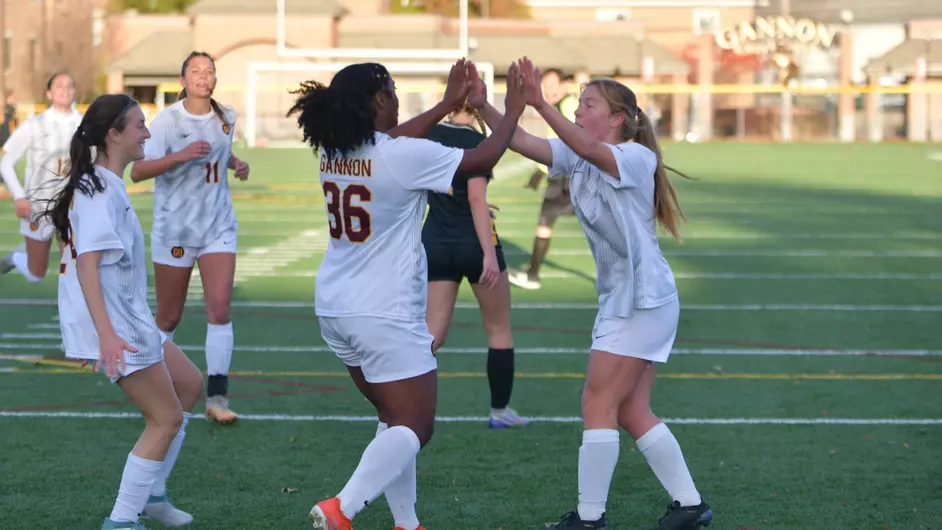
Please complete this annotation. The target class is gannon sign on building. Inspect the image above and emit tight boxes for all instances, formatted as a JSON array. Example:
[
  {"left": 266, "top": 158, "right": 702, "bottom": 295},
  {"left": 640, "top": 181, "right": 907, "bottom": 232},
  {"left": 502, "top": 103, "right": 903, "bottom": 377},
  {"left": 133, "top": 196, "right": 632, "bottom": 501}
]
[{"left": 714, "top": 16, "right": 837, "bottom": 56}]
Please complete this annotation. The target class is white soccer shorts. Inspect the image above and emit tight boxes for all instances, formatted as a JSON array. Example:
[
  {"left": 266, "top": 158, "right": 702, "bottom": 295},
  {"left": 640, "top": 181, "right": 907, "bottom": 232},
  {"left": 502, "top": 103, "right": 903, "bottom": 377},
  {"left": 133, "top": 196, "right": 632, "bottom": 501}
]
[
  {"left": 591, "top": 298, "right": 680, "bottom": 363},
  {"left": 318, "top": 316, "right": 438, "bottom": 384},
  {"left": 19, "top": 215, "right": 55, "bottom": 242},
  {"left": 151, "top": 226, "right": 237, "bottom": 268}
]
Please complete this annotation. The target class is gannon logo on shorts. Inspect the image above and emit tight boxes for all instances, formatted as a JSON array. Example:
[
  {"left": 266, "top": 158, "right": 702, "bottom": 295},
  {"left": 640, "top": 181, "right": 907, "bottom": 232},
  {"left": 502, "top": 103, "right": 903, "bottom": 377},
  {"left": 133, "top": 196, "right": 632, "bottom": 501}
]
[
  {"left": 29, "top": 221, "right": 39, "bottom": 231},
  {"left": 170, "top": 247, "right": 185, "bottom": 258},
  {"left": 222, "top": 123, "right": 231, "bottom": 135}
]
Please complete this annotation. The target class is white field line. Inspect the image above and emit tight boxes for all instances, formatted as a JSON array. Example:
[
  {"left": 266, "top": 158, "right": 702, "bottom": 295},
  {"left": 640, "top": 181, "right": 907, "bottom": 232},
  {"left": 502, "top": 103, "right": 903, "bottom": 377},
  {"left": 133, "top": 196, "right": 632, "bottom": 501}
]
[
  {"left": 0, "top": 411, "right": 939, "bottom": 425},
  {"left": 538, "top": 271, "right": 942, "bottom": 280},
  {"left": 2, "top": 299, "right": 941, "bottom": 312},
  {"left": 0, "top": 341, "right": 939, "bottom": 357},
  {"left": 503, "top": 249, "right": 942, "bottom": 258},
  {"left": 3, "top": 231, "right": 941, "bottom": 242},
  {"left": 144, "top": 269, "right": 942, "bottom": 281}
]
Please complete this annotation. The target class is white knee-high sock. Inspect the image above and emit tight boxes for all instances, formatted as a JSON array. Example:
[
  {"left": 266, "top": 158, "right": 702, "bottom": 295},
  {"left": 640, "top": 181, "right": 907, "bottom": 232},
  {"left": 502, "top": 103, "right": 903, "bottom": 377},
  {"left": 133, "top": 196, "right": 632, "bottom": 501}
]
[
  {"left": 637, "top": 423, "right": 702, "bottom": 507},
  {"left": 158, "top": 329, "right": 175, "bottom": 344},
  {"left": 11, "top": 252, "right": 42, "bottom": 283},
  {"left": 205, "top": 322, "right": 233, "bottom": 376},
  {"left": 577, "top": 429, "right": 620, "bottom": 521},
  {"left": 377, "top": 422, "right": 420, "bottom": 530},
  {"left": 109, "top": 453, "right": 163, "bottom": 523},
  {"left": 336, "top": 425, "right": 421, "bottom": 520},
  {"left": 150, "top": 412, "right": 191, "bottom": 498}
]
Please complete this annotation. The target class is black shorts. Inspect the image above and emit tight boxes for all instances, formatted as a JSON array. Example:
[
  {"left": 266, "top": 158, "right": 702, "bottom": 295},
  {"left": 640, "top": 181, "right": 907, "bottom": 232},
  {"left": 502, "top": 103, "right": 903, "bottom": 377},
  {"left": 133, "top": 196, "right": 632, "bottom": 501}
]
[
  {"left": 425, "top": 237, "right": 507, "bottom": 284},
  {"left": 538, "top": 176, "right": 574, "bottom": 226}
]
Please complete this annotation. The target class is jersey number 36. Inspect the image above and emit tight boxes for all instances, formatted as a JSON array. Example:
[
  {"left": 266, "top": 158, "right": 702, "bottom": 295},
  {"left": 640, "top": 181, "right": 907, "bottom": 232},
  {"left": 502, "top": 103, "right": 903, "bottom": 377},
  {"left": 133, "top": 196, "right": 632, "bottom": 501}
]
[{"left": 322, "top": 181, "right": 372, "bottom": 243}]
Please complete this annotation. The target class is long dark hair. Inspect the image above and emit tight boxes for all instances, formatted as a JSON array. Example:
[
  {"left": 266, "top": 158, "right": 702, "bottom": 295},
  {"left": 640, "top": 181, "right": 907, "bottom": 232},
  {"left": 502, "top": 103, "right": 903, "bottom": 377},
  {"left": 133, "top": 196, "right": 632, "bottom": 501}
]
[
  {"left": 178, "top": 51, "right": 229, "bottom": 128},
  {"left": 41, "top": 94, "right": 138, "bottom": 243},
  {"left": 286, "top": 62, "right": 391, "bottom": 161}
]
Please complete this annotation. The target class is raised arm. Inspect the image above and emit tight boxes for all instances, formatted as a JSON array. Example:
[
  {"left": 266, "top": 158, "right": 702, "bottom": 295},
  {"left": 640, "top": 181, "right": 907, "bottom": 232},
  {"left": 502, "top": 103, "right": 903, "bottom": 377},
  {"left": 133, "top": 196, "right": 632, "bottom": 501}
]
[
  {"left": 455, "top": 62, "right": 530, "bottom": 176},
  {"left": 519, "top": 57, "right": 619, "bottom": 178},
  {"left": 387, "top": 58, "right": 472, "bottom": 140},
  {"left": 476, "top": 101, "right": 552, "bottom": 167}
]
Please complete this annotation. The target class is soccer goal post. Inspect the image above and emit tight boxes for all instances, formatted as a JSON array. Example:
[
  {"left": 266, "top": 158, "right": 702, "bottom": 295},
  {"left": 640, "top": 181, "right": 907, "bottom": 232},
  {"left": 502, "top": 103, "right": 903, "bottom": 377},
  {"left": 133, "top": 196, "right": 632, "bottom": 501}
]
[{"left": 244, "top": 61, "right": 495, "bottom": 148}]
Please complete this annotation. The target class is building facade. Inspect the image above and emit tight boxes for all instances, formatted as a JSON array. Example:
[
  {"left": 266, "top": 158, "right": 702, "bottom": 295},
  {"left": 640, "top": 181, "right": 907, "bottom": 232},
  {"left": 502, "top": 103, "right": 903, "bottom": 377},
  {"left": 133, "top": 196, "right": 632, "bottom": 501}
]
[{"left": 0, "top": 0, "right": 101, "bottom": 105}]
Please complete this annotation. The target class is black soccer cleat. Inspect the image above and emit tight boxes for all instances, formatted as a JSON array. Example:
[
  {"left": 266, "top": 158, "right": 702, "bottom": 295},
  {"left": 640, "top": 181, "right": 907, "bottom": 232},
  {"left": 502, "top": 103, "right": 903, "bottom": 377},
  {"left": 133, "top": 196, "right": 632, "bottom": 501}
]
[
  {"left": 649, "top": 500, "right": 713, "bottom": 530},
  {"left": 544, "top": 511, "right": 608, "bottom": 529}
]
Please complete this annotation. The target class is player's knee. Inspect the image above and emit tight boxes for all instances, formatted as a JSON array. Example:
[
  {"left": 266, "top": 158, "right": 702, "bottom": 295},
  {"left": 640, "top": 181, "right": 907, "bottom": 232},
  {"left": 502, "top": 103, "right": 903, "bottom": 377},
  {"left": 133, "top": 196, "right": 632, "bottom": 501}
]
[
  {"left": 204, "top": 299, "right": 231, "bottom": 325},
  {"left": 389, "top": 411, "right": 436, "bottom": 447},
  {"left": 156, "top": 312, "right": 183, "bottom": 332},
  {"left": 581, "top": 386, "right": 620, "bottom": 427},
  {"left": 177, "top": 367, "right": 205, "bottom": 411},
  {"left": 146, "top": 404, "right": 184, "bottom": 440},
  {"left": 412, "top": 419, "right": 435, "bottom": 448}
]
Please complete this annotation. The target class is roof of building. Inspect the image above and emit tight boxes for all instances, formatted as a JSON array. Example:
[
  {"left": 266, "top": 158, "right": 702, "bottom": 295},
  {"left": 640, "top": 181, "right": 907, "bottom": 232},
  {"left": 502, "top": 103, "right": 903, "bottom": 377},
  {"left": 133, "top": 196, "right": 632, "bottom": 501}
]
[
  {"left": 864, "top": 38, "right": 942, "bottom": 76},
  {"left": 759, "top": 0, "right": 942, "bottom": 24},
  {"left": 108, "top": 31, "right": 194, "bottom": 76},
  {"left": 187, "top": 0, "right": 347, "bottom": 17},
  {"left": 338, "top": 32, "right": 689, "bottom": 76}
]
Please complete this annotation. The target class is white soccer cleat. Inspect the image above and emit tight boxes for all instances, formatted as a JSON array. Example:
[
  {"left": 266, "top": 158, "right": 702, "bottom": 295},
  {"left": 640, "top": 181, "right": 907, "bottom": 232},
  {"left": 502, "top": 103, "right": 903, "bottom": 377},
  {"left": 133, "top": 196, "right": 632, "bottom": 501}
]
[
  {"left": 205, "top": 395, "right": 239, "bottom": 424},
  {"left": 508, "top": 270, "right": 541, "bottom": 290},
  {"left": 142, "top": 495, "right": 194, "bottom": 527},
  {"left": 489, "top": 407, "right": 530, "bottom": 429}
]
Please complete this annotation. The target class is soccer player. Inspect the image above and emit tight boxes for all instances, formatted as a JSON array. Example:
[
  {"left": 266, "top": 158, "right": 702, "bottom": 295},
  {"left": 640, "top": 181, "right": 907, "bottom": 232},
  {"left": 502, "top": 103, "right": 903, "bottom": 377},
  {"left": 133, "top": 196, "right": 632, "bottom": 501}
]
[
  {"left": 469, "top": 58, "right": 712, "bottom": 530},
  {"left": 45, "top": 94, "right": 204, "bottom": 529},
  {"left": 421, "top": 101, "right": 528, "bottom": 429},
  {"left": 0, "top": 73, "right": 82, "bottom": 283},
  {"left": 507, "top": 68, "right": 579, "bottom": 290},
  {"left": 287, "top": 58, "right": 527, "bottom": 530},
  {"left": 130, "top": 51, "right": 249, "bottom": 425}
]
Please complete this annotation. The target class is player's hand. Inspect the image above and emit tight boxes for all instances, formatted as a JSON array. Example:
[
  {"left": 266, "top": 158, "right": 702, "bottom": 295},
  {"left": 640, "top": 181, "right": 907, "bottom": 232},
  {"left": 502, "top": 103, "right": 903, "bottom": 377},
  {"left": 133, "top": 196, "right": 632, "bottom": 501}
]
[
  {"left": 14, "top": 198, "right": 29, "bottom": 219},
  {"left": 517, "top": 57, "right": 546, "bottom": 109},
  {"left": 233, "top": 160, "right": 250, "bottom": 181},
  {"left": 503, "top": 62, "right": 527, "bottom": 118},
  {"left": 443, "top": 58, "right": 472, "bottom": 111},
  {"left": 479, "top": 252, "right": 501, "bottom": 290},
  {"left": 178, "top": 140, "right": 212, "bottom": 162},
  {"left": 467, "top": 76, "right": 488, "bottom": 109},
  {"left": 95, "top": 333, "right": 137, "bottom": 380}
]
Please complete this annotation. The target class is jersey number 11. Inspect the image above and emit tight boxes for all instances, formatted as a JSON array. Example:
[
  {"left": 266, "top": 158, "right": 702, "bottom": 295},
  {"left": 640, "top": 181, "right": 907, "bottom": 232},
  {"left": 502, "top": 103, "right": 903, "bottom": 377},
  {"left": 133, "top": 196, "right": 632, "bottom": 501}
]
[{"left": 205, "top": 162, "right": 220, "bottom": 184}]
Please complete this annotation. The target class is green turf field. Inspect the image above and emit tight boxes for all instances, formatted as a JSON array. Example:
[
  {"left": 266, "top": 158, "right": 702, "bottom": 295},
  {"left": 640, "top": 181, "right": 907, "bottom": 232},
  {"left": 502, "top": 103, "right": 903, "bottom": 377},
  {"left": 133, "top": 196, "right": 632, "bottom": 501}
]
[{"left": 1, "top": 143, "right": 940, "bottom": 529}]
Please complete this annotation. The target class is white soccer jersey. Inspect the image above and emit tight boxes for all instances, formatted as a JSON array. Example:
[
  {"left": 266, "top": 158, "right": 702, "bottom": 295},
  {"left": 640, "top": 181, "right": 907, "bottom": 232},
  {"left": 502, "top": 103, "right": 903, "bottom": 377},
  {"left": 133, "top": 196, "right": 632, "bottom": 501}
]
[
  {"left": 548, "top": 139, "right": 678, "bottom": 318},
  {"left": 314, "top": 132, "right": 463, "bottom": 322},
  {"left": 143, "top": 100, "right": 237, "bottom": 248},
  {"left": 0, "top": 108, "right": 82, "bottom": 206},
  {"left": 58, "top": 166, "right": 163, "bottom": 366}
]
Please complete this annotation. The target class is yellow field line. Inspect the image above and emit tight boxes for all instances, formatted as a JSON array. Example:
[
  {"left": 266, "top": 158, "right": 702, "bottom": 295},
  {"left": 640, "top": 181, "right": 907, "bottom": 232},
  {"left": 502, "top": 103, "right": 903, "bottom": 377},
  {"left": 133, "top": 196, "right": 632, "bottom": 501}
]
[{"left": 5, "top": 366, "right": 942, "bottom": 380}]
